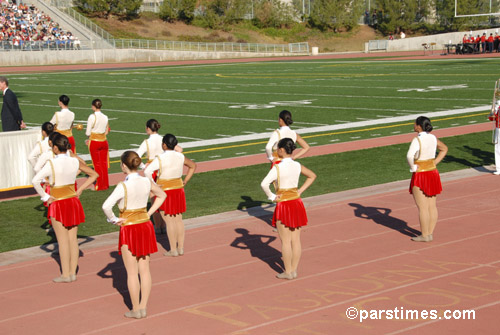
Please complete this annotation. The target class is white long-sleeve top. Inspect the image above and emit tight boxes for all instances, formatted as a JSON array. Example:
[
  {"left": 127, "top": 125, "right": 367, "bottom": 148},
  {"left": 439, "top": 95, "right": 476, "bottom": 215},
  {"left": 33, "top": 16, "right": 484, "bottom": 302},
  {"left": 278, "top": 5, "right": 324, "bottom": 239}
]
[
  {"left": 102, "top": 173, "right": 151, "bottom": 223},
  {"left": 406, "top": 132, "right": 437, "bottom": 172},
  {"left": 32, "top": 154, "right": 80, "bottom": 202},
  {"left": 265, "top": 126, "right": 297, "bottom": 161},
  {"left": 261, "top": 158, "right": 301, "bottom": 201},
  {"left": 34, "top": 150, "right": 55, "bottom": 174},
  {"left": 136, "top": 133, "right": 163, "bottom": 169},
  {"left": 144, "top": 150, "right": 184, "bottom": 181},
  {"left": 85, "top": 111, "right": 108, "bottom": 136},
  {"left": 50, "top": 108, "right": 75, "bottom": 131},
  {"left": 28, "top": 137, "right": 50, "bottom": 167}
]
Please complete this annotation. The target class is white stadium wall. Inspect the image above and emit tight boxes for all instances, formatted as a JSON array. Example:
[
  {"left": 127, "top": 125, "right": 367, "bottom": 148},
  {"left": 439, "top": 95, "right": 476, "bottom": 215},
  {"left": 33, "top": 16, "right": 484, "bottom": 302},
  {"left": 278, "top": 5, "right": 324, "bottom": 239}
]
[{"left": 0, "top": 49, "right": 295, "bottom": 66}]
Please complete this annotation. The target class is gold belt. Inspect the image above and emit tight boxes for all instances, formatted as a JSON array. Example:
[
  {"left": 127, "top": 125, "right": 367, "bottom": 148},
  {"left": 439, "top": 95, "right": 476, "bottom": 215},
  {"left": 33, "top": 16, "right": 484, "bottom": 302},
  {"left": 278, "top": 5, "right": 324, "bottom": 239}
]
[
  {"left": 119, "top": 208, "right": 149, "bottom": 226},
  {"left": 157, "top": 178, "right": 183, "bottom": 190},
  {"left": 276, "top": 188, "right": 300, "bottom": 202},
  {"left": 51, "top": 184, "right": 76, "bottom": 200},
  {"left": 89, "top": 133, "right": 106, "bottom": 141},
  {"left": 415, "top": 159, "right": 436, "bottom": 172},
  {"left": 57, "top": 128, "right": 73, "bottom": 137}
]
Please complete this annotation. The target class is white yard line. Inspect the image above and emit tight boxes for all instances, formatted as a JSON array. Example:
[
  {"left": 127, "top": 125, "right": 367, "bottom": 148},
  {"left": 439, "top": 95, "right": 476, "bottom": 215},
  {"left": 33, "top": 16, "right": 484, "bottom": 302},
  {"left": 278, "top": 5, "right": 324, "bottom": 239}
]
[
  {"left": 19, "top": 103, "right": 329, "bottom": 126},
  {"left": 78, "top": 105, "right": 489, "bottom": 161},
  {"left": 19, "top": 85, "right": 488, "bottom": 102}
]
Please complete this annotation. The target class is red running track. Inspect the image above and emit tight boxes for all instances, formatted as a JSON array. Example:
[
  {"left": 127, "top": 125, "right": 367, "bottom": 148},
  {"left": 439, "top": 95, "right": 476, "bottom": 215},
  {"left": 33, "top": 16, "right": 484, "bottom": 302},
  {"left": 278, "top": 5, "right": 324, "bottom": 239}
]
[{"left": 0, "top": 167, "right": 499, "bottom": 334}]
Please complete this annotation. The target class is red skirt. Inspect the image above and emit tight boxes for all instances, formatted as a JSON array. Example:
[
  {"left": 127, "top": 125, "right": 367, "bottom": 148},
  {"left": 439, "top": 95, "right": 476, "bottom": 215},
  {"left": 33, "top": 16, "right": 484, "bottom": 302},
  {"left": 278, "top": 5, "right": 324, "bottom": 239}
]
[
  {"left": 68, "top": 136, "right": 76, "bottom": 153},
  {"left": 272, "top": 198, "right": 308, "bottom": 229},
  {"left": 157, "top": 188, "right": 186, "bottom": 215},
  {"left": 48, "top": 197, "right": 85, "bottom": 227},
  {"left": 119, "top": 221, "right": 158, "bottom": 257},
  {"left": 409, "top": 170, "right": 442, "bottom": 197},
  {"left": 89, "top": 140, "right": 109, "bottom": 191}
]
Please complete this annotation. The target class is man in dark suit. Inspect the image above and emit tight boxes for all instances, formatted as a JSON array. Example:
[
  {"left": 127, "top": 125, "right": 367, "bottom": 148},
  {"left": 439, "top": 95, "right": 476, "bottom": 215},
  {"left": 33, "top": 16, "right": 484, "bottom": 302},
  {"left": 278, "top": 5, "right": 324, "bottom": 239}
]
[{"left": 0, "top": 76, "right": 26, "bottom": 132}]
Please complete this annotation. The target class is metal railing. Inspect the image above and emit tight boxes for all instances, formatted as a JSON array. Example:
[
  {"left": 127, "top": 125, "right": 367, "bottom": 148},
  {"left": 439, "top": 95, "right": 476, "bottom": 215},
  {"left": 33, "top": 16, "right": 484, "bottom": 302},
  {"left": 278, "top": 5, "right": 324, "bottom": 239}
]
[
  {"left": 6, "top": 1, "right": 309, "bottom": 55},
  {"left": 48, "top": 0, "right": 114, "bottom": 41},
  {"left": 0, "top": 39, "right": 309, "bottom": 54},
  {"left": 111, "top": 39, "right": 309, "bottom": 54},
  {"left": 0, "top": 39, "right": 89, "bottom": 51},
  {"left": 368, "top": 40, "right": 388, "bottom": 51}
]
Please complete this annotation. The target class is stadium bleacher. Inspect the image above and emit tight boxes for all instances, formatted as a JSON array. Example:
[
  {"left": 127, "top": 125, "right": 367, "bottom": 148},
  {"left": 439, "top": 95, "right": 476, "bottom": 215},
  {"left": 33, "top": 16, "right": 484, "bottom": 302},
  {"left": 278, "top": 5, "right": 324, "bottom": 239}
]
[{"left": 0, "top": 1, "right": 80, "bottom": 51}]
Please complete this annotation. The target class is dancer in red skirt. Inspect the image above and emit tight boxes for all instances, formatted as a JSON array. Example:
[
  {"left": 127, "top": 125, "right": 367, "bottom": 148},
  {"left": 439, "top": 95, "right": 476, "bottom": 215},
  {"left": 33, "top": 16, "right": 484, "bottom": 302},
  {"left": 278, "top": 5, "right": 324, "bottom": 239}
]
[
  {"left": 407, "top": 116, "right": 448, "bottom": 242},
  {"left": 102, "top": 151, "right": 166, "bottom": 319},
  {"left": 145, "top": 134, "right": 196, "bottom": 257},
  {"left": 49, "top": 95, "right": 77, "bottom": 153},
  {"left": 32, "top": 134, "right": 98, "bottom": 283},
  {"left": 85, "top": 99, "right": 110, "bottom": 190},
  {"left": 136, "top": 119, "right": 182, "bottom": 233},
  {"left": 265, "top": 110, "right": 310, "bottom": 167},
  {"left": 261, "top": 138, "right": 316, "bottom": 280}
]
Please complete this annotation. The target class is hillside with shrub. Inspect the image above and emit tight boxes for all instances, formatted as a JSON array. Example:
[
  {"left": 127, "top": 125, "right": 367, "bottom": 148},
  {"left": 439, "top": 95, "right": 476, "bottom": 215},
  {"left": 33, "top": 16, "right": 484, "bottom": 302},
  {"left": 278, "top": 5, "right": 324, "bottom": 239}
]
[{"left": 77, "top": 0, "right": 499, "bottom": 52}]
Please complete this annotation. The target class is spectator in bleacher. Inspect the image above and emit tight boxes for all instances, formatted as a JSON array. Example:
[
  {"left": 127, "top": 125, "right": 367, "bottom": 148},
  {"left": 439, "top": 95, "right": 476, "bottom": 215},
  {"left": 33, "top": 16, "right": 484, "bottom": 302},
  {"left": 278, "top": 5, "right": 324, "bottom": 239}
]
[{"left": 1, "top": 1, "right": 79, "bottom": 50}]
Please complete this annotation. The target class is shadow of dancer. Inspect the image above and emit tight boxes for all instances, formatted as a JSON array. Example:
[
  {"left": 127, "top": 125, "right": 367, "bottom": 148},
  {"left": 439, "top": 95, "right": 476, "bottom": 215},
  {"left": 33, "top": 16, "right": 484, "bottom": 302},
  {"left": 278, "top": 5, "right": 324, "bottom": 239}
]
[
  {"left": 348, "top": 203, "right": 420, "bottom": 237},
  {"left": 237, "top": 195, "right": 274, "bottom": 226},
  {"left": 97, "top": 251, "right": 131, "bottom": 310},
  {"left": 40, "top": 234, "right": 94, "bottom": 274},
  {"left": 230, "top": 228, "right": 284, "bottom": 274}
]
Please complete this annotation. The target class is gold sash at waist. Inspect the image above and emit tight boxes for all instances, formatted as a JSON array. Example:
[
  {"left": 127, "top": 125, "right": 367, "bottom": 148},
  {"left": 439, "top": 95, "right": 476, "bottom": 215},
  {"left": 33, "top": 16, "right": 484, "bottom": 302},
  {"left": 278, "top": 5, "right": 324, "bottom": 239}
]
[
  {"left": 415, "top": 159, "right": 437, "bottom": 172},
  {"left": 51, "top": 184, "right": 76, "bottom": 200},
  {"left": 89, "top": 133, "right": 106, "bottom": 141},
  {"left": 276, "top": 188, "right": 300, "bottom": 202},
  {"left": 56, "top": 128, "right": 73, "bottom": 137},
  {"left": 119, "top": 208, "right": 150, "bottom": 226},
  {"left": 157, "top": 178, "right": 184, "bottom": 190}
]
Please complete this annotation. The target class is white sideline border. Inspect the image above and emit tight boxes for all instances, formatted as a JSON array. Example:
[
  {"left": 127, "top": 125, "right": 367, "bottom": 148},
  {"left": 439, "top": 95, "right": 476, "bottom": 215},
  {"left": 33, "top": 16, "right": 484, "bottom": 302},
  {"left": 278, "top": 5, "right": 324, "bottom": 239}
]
[{"left": 78, "top": 105, "right": 490, "bottom": 161}]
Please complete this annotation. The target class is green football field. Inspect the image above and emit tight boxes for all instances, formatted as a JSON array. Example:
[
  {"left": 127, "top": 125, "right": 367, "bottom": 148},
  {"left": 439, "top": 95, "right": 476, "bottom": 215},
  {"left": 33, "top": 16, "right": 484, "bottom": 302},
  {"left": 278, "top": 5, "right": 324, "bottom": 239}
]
[
  {"left": 11, "top": 56, "right": 498, "bottom": 172},
  {"left": 2, "top": 56, "right": 500, "bottom": 251}
]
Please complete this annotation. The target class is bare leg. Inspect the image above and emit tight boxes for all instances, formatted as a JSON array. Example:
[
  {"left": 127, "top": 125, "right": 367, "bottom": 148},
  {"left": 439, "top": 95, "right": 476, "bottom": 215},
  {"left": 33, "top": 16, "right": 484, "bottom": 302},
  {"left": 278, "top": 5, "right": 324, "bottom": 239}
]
[
  {"left": 121, "top": 245, "right": 140, "bottom": 311},
  {"left": 52, "top": 219, "right": 70, "bottom": 278},
  {"left": 276, "top": 221, "right": 292, "bottom": 274},
  {"left": 152, "top": 212, "right": 164, "bottom": 233},
  {"left": 175, "top": 214, "right": 185, "bottom": 251},
  {"left": 161, "top": 213, "right": 178, "bottom": 255},
  {"left": 290, "top": 228, "right": 301, "bottom": 274},
  {"left": 428, "top": 195, "right": 438, "bottom": 235},
  {"left": 137, "top": 255, "right": 151, "bottom": 310},
  {"left": 412, "top": 187, "right": 431, "bottom": 237},
  {"left": 67, "top": 226, "right": 79, "bottom": 276}
]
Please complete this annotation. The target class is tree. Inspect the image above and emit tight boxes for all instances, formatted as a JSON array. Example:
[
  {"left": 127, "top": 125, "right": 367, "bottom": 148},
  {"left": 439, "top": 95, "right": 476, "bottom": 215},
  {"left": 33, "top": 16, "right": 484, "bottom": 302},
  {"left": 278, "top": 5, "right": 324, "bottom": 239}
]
[
  {"left": 308, "top": 0, "right": 364, "bottom": 31},
  {"left": 159, "top": 0, "right": 197, "bottom": 23},
  {"left": 253, "top": 0, "right": 299, "bottom": 28},
  {"left": 197, "top": 0, "right": 249, "bottom": 29},
  {"left": 74, "top": 0, "right": 142, "bottom": 19}
]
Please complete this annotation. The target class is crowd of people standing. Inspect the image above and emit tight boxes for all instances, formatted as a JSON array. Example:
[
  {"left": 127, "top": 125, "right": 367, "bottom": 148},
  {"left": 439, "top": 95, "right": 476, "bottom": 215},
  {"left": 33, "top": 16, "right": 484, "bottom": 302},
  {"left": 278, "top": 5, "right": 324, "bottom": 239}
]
[{"left": 461, "top": 32, "right": 500, "bottom": 53}]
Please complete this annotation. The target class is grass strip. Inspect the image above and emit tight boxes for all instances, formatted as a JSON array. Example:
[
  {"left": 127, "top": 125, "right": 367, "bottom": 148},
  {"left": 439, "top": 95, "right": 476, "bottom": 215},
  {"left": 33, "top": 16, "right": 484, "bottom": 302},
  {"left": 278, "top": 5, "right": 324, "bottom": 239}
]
[{"left": 0, "top": 131, "right": 493, "bottom": 252}]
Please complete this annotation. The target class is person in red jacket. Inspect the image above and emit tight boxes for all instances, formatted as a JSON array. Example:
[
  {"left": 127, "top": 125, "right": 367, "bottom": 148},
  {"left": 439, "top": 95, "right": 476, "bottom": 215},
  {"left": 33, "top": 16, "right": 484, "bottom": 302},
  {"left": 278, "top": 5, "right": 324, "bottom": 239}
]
[
  {"left": 487, "top": 33, "right": 494, "bottom": 53},
  {"left": 494, "top": 32, "right": 499, "bottom": 53},
  {"left": 481, "top": 33, "right": 486, "bottom": 53}
]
